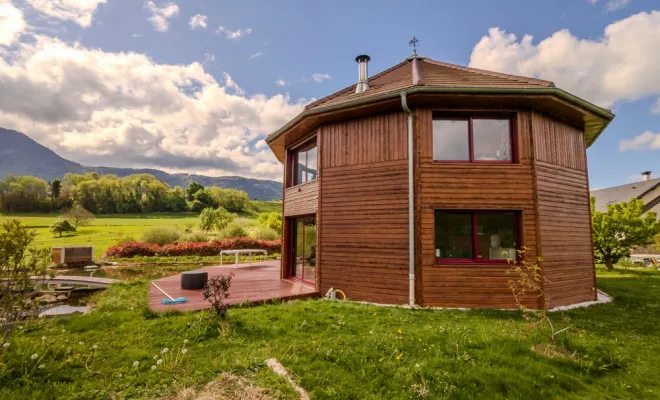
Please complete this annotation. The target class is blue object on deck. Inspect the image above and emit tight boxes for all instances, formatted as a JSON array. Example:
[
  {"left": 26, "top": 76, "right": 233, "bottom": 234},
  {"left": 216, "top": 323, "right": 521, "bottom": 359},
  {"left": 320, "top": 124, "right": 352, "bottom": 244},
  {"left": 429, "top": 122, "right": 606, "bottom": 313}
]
[{"left": 161, "top": 297, "right": 188, "bottom": 305}]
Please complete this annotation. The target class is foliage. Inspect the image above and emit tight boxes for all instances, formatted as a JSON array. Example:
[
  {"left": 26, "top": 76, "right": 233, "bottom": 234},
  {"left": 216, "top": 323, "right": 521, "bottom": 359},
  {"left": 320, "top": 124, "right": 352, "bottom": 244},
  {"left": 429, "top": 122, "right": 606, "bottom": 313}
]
[
  {"left": 0, "top": 220, "right": 50, "bottom": 352},
  {"left": 506, "top": 247, "right": 571, "bottom": 341},
  {"left": 192, "top": 190, "right": 216, "bottom": 210},
  {"left": 201, "top": 274, "right": 234, "bottom": 320},
  {"left": 248, "top": 226, "right": 280, "bottom": 241},
  {"left": 222, "top": 222, "right": 249, "bottom": 238},
  {"left": 140, "top": 227, "right": 180, "bottom": 246},
  {"left": 209, "top": 187, "right": 250, "bottom": 213},
  {"left": 103, "top": 238, "right": 281, "bottom": 258},
  {"left": 181, "top": 231, "right": 209, "bottom": 243},
  {"left": 185, "top": 181, "right": 204, "bottom": 201},
  {"left": 257, "top": 212, "right": 282, "bottom": 234},
  {"left": 165, "top": 186, "right": 188, "bottom": 212},
  {"left": 50, "top": 220, "right": 76, "bottom": 237},
  {"left": 199, "top": 207, "right": 234, "bottom": 231},
  {"left": 591, "top": 197, "right": 660, "bottom": 270},
  {"left": 63, "top": 203, "right": 95, "bottom": 229},
  {"left": 48, "top": 180, "right": 61, "bottom": 208},
  {"left": 0, "top": 175, "right": 50, "bottom": 212}
]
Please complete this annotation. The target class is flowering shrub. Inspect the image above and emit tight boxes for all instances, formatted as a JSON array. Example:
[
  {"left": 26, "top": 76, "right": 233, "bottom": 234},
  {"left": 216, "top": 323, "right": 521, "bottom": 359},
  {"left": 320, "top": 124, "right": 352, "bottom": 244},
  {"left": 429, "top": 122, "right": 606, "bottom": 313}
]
[{"left": 103, "top": 238, "right": 281, "bottom": 258}]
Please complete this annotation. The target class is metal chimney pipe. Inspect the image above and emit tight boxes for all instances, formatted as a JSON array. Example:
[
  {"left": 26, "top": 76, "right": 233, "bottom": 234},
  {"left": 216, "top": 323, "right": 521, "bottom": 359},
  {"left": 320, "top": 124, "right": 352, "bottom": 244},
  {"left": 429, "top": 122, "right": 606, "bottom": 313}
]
[
  {"left": 642, "top": 171, "right": 652, "bottom": 181},
  {"left": 355, "top": 55, "right": 370, "bottom": 93}
]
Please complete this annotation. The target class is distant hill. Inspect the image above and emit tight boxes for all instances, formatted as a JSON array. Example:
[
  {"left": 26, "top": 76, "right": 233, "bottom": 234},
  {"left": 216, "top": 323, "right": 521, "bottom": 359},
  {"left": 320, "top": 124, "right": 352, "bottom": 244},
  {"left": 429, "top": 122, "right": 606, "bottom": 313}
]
[{"left": 0, "top": 128, "right": 283, "bottom": 201}]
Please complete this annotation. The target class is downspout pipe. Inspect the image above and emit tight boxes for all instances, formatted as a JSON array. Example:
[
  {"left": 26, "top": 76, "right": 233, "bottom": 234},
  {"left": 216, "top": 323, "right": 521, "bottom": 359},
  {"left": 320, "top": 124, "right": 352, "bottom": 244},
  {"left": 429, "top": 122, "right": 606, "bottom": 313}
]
[{"left": 401, "top": 92, "right": 415, "bottom": 307}]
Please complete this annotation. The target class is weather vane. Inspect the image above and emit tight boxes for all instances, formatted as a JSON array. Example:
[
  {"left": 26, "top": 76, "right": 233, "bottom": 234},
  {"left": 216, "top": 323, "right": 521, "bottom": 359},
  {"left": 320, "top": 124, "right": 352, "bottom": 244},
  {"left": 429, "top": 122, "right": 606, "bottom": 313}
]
[{"left": 409, "top": 36, "right": 419, "bottom": 56}]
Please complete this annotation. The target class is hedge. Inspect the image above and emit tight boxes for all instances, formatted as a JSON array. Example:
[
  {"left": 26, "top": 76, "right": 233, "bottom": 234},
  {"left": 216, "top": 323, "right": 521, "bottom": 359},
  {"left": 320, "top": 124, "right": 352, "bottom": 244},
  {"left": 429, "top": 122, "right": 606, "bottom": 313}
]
[{"left": 103, "top": 238, "right": 281, "bottom": 258}]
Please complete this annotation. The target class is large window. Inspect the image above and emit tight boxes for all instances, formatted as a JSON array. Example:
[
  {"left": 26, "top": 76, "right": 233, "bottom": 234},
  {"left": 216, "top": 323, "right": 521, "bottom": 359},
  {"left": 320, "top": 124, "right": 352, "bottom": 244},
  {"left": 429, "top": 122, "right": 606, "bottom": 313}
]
[
  {"left": 433, "top": 117, "right": 513, "bottom": 163},
  {"left": 434, "top": 211, "right": 518, "bottom": 263},
  {"left": 290, "top": 139, "right": 317, "bottom": 186}
]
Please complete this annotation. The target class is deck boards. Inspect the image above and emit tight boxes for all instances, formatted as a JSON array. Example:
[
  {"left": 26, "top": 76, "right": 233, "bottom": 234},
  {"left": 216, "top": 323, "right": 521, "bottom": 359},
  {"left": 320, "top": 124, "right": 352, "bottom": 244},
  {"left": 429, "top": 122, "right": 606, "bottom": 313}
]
[{"left": 148, "top": 260, "right": 318, "bottom": 312}]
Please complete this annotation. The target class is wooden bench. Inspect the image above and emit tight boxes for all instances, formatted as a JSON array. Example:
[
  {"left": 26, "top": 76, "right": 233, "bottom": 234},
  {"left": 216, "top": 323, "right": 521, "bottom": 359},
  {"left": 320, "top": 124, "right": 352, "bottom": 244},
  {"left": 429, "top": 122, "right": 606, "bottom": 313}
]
[{"left": 220, "top": 249, "right": 268, "bottom": 266}]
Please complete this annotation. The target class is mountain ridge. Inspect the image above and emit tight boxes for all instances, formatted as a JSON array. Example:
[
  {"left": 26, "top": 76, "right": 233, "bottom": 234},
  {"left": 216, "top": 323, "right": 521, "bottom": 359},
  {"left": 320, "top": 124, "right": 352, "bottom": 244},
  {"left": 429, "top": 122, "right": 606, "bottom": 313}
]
[{"left": 0, "top": 128, "right": 283, "bottom": 201}]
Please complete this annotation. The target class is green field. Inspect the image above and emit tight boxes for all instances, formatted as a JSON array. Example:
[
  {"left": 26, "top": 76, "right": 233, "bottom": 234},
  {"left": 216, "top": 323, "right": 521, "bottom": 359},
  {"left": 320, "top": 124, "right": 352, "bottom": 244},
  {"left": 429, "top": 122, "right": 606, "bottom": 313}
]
[
  {"left": 0, "top": 201, "right": 281, "bottom": 258},
  {"left": 0, "top": 266, "right": 659, "bottom": 399}
]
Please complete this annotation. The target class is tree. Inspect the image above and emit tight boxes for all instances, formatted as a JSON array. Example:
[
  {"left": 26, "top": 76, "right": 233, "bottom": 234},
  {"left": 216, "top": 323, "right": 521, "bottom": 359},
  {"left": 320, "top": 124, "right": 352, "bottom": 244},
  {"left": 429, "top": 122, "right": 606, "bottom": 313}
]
[
  {"left": 49, "top": 179, "right": 61, "bottom": 208},
  {"left": 257, "top": 212, "right": 283, "bottom": 233},
  {"left": 51, "top": 220, "right": 76, "bottom": 237},
  {"left": 210, "top": 187, "right": 249, "bottom": 213},
  {"left": 63, "top": 203, "right": 95, "bottom": 229},
  {"left": 185, "top": 181, "right": 204, "bottom": 201},
  {"left": 166, "top": 186, "right": 188, "bottom": 212},
  {"left": 0, "top": 220, "right": 50, "bottom": 351},
  {"left": 199, "top": 207, "right": 234, "bottom": 231},
  {"left": 591, "top": 197, "right": 660, "bottom": 270}
]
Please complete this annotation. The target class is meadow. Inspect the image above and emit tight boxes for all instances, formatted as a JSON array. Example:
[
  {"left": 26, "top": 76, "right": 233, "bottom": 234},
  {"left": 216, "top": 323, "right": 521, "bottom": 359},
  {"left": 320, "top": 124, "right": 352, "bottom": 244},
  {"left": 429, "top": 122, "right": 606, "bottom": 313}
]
[
  {"left": 0, "top": 266, "right": 658, "bottom": 399},
  {"left": 0, "top": 201, "right": 281, "bottom": 258}
]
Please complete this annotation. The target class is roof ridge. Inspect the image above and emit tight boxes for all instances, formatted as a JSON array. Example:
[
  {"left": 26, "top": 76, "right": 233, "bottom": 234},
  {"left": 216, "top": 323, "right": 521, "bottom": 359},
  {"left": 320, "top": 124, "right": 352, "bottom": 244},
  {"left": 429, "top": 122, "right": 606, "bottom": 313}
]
[
  {"left": 421, "top": 58, "right": 555, "bottom": 87},
  {"left": 304, "top": 59, "right": 412, "bottom": 110},
  {"left": 591, "top": 177, "right": 660, "bottom": 193}
]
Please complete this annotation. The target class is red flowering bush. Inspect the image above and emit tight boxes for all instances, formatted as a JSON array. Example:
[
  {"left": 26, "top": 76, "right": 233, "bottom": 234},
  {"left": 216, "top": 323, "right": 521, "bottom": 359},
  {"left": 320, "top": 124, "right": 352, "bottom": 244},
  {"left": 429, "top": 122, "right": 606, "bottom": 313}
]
[{"left": 103, "top": 238, "right": 281, "bottom": 258}]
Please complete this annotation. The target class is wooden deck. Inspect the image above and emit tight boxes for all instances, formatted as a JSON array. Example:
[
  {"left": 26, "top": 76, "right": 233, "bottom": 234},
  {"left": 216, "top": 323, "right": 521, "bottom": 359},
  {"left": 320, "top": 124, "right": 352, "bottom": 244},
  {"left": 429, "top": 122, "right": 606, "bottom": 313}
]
[{"left": 148, "top": 260, "right": 319, "bottom": 312}]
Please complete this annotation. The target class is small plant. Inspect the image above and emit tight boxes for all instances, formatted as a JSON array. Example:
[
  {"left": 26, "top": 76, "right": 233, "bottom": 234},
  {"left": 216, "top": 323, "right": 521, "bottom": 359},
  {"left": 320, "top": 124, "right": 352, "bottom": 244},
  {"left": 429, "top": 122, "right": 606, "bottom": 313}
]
[
  {"left": 50, "top": 220, "right": 76, "bottom": 237},
  {"left": 222, "top": 222, "right": 248, "bottom": 238},
  {"left": 140, "top": 227, "right": 180, "bottom": 246},
  {"left": 506, "top": 247, "right": 571, "bottom": 341},
  {"left": 248, "top": 226, "right": 280, "bottom": 241},
  {"left": 201, "top": 273, "right": 234, "bottom": 319}
]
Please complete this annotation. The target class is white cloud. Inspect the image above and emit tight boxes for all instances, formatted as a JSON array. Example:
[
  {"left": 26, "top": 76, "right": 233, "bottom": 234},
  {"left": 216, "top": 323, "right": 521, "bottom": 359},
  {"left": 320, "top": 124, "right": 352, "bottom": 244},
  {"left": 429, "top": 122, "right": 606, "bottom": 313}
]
[
  {"left": 619, "top": 131, "right": 660, "bottom": 151},
  {"left": 274, "top": 78, "right": 288, "bottom": 87},
  {"left": 586, "top": 0, "right": 599, "bottom": 4},
  {"left": 188, "top": 14, "right": 207, "bottom": 30},
  {"left": 216, "top": 26, "right": 252, "bottom": 39},
  {"left": 652, "top": 99, "right": 660, "bottom": 114},
  {"left": 0, "top": 34, "right": 306, "bottom": 181},
  {"left": 0, "top": 1, "right": 26, "bottom": 46},
  {"left": 469, "top": 11, "right": 660, "bottom": 110},
  {"left": 132, "top": 33, "right": 143, "bottom": 38},
  {"left": 248, "top": 51, "right": 264, "bottom": 60},
  {"left": 606, "top": 0, "right": 631, "bottom": 12},
  {"left": 203, "top": 52, "right": 215, "bottom": 64},
  {"left": 312, "top": 73, "right": 331, "bottom": 83},
  {"left": 25, "top": 0, "right": 106, "bottom": 28},
  {"left": 144, "top": 1, "right": 179, "bottom": 32}
]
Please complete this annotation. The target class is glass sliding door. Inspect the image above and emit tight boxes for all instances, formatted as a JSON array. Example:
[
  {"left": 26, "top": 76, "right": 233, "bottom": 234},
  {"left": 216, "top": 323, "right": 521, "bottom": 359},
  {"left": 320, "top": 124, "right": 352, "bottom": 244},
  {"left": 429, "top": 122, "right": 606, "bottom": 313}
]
[{"left": 289, "top": 215, "right": 316, "bottom": 285}]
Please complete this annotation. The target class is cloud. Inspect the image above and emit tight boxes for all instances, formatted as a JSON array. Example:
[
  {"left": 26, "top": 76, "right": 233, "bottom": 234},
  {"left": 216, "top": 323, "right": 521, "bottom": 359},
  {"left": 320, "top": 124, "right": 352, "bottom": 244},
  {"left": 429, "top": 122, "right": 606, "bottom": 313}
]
[
  {"left": 469, "top": 11, "right": 660, "bottom": 110},
  {"left": 144, "top": 1, "right": 179, "bottom": 32},
  {"left": 652, "top": 99, "right": 660, "bottom": 114},
  {"left": 216, "top": 26, "right": 252, "bottom": 39},
  {"left": 606, "top": 0, "right": 631, "bottom": 12},
  {"left": 24, "top": 0, "right": 106, "bottom": 28},
  {"left": 0, "top": 1, "right": 26, "bottom": 46},
  {"left": 619, "top": 131, "right": 660, "bottom": 151},
  {"left": 274, "top": 78, "right": 288, "bottom": 87},
  {"left": 188, "top": 14, "right": 207, "bottom": 30},
  {"left": 248, "top": 51, "right": 264, "bottom": 60},
  {"left": 132, "top": 33, "right": 143, "bottom": 38},
  {"left": 203, "top": 52, "right": 215, "bottom": 64},
  {"left": 312, "top": 73, "right": 331, "bottom": 83},
  {"left": 0, "top": 34, "right": 307, "bottom": 181}
]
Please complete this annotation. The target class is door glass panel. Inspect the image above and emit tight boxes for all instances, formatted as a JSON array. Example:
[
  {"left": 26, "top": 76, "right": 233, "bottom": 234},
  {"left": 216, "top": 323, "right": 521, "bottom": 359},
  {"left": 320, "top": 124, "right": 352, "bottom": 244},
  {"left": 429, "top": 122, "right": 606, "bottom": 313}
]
[
  {"left": 303, "top": 217, "right": 317, "bottom": 283},
  {"left": 289, "top": 216, "right": 317, "bottom": 284},
  {"left": 294, "top": 219, "right": 304, "bottom": 279}
]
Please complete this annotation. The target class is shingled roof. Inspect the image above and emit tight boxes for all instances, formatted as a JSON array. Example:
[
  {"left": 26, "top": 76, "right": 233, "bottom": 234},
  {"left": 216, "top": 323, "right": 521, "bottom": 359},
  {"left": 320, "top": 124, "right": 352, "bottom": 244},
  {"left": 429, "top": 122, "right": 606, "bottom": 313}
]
[
  {"left": 591, "top": 178, "right": 660, "bottom": 212},
  {"left": 304, "top": 56, "right": 555, "bottom": 112}
]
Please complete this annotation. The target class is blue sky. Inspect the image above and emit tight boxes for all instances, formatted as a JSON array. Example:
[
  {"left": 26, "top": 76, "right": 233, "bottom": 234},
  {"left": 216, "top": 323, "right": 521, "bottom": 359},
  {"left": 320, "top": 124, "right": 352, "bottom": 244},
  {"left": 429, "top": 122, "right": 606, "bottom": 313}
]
[{"left": 0, "top": 0, "right": 659, "bottom": 187}]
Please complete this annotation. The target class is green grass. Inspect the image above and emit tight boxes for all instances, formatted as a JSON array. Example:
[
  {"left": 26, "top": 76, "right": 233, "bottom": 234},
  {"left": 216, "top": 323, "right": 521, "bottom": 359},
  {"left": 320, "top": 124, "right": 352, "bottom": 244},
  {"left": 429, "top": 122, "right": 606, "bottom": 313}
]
[
  {"left": 0, "top": 201, "right": 281, "bottom": 258},
  {"left": 1, "top": 265, "right": 659, "bottom": 399}
]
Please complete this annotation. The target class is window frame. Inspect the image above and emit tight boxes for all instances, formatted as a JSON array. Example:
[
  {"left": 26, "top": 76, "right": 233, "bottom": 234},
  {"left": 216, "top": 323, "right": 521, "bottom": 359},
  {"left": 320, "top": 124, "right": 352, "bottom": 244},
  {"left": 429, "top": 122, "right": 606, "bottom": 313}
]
[
  {"left": 432, "top": 114, "right": 516, "bottom": 164},
  {"left": 434, "top": 210, "right": 521, "bottom": 265},
  {"left": 287, "top": 137, "right": 318, "bottom": 188}
]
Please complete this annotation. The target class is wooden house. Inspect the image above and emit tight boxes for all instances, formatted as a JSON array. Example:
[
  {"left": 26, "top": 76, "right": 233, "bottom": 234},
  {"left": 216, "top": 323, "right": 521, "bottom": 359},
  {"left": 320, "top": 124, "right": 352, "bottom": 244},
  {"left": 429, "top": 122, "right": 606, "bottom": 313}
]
[{"left": 266, "top": 55, "right": 614, "bottom": 309}]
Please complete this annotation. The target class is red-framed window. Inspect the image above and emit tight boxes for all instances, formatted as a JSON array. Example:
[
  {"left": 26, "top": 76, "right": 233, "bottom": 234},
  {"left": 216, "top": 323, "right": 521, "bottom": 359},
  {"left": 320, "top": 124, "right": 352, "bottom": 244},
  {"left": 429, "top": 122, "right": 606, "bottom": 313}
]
[
  {"left": 432, "top": 116, "right": 514, "bottom": 163},
  {"left": 434, "top": 210, "right": 520, "bottom": 264},
  {"left": 287, "top": 138, "right": 317, "bottom": 187}
]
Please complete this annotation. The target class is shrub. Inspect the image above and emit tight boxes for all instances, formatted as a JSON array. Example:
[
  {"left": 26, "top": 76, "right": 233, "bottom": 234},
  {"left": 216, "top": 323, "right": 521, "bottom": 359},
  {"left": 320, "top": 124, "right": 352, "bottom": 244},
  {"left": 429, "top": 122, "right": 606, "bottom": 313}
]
[
  {"left": 257, "top": 212, "right": 282, "bottom": 234},
  {"left": 222, "top": 222, "right": 248, "bottom": 239},
  {"left": 202, "top": 273, "right": 234, "bottom": 319},
  {"left": 141, "top": 227, "right": 180, "bottom": 246},
  {"left": 182, "top": 231, "right": 209, "bottom": 243},
  {"left": 249, "top": 226, "right": 280, "bottom": 241},
  {"left": 103, "top": 238, "right": 281, "bottom": 258},
  {"left": 51, "top": 220, "right": 76, "bottom": 237},
  {"left": 199, "top": 207, "right": 234, "bottom": 231}
]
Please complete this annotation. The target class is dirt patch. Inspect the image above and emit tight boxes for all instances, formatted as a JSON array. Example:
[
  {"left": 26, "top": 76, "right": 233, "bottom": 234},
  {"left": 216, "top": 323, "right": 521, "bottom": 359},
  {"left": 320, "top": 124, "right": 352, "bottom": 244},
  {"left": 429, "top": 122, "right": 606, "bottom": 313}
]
[
  {"left": 162, "top": 373, "right": 273, "bottom": 400},
  {"left": 531, "top": 343, "right": 576, "bottom": 361}
]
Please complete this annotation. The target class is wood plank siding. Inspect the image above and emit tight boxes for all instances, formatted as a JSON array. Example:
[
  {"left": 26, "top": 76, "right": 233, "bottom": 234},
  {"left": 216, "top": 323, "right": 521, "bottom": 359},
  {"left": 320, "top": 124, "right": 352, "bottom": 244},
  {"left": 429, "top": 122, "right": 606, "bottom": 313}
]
[
  {"left": 416, "top": 109, "right": 541, "bottom": 309},
  {"left": 532, "top": 111, "right": 597, "bottom": 307},
  {"left": 318, "top": 112, "right": 410, "bottom": 304},
  {"left": 283, "top": 180, "right": 318, "bottom": 216}
]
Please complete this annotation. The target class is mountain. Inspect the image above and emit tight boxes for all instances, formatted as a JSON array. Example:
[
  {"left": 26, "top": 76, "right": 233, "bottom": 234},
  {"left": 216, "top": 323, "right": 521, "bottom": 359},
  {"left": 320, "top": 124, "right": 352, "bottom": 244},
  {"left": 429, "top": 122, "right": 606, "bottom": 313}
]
[{"left": 0, "top": 128, "right": 283, "bottom": 200}]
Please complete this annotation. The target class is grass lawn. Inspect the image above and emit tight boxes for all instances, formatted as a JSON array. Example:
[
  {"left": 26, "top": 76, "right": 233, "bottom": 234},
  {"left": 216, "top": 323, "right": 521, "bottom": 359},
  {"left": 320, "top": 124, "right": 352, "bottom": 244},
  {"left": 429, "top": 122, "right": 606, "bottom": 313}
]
[
  {"left": 0, "top": 201, "right": 280, "bottom": 259},
  {"left": 1, "top": 265, "right": 659, "bottom": 399}
]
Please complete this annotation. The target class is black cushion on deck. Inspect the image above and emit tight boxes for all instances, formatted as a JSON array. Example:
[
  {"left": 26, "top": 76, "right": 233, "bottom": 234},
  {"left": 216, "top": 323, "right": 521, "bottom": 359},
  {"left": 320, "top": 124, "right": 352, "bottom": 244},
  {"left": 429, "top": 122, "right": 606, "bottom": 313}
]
[{"left": 181, "top": 271, "right": 208, "bottom": 290}]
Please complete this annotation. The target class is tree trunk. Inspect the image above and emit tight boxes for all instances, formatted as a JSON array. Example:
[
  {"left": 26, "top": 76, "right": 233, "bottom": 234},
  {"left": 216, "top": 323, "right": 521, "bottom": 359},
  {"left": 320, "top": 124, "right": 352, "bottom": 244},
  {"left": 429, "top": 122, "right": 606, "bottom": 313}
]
[{"left": 605, "top": 259, "right": 615, "bottom": 270}]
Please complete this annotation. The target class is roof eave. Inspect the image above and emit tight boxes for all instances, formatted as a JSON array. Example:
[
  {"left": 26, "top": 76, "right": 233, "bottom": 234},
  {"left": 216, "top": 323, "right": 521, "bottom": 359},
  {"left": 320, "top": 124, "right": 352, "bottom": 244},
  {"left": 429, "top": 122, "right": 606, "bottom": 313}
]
[{"left": 266, "top": 86, "right": 615, "bottom": 149}]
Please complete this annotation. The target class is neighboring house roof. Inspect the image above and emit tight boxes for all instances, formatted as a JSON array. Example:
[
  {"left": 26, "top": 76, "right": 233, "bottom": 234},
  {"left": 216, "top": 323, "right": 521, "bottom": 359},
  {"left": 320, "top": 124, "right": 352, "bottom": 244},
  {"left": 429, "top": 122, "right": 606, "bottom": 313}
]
[
  {"left": 590, "top": 177, "right": 660, "bottom": 212},
  {"left": 304, "top": 57, "right": 555, "bottom": 112}
]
